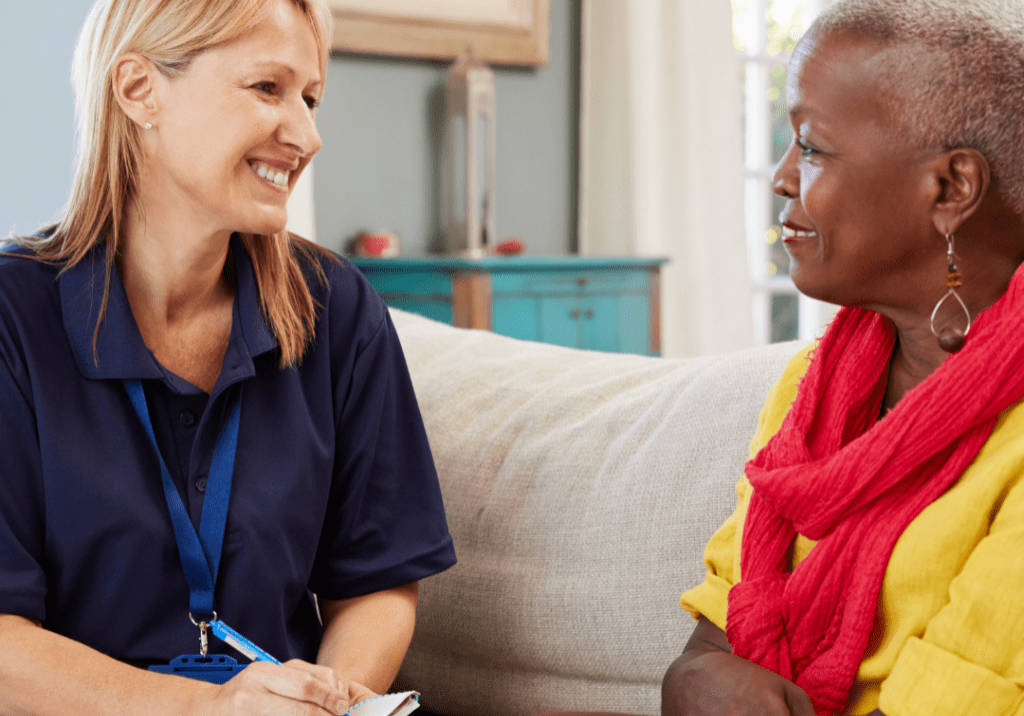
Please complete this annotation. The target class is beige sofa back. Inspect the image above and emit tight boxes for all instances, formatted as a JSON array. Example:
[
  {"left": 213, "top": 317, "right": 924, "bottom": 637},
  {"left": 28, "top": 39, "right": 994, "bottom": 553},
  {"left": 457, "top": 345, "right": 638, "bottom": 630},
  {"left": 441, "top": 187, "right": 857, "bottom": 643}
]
[{"left": 389, "top": 309, "right": 803, "bottom": 716}]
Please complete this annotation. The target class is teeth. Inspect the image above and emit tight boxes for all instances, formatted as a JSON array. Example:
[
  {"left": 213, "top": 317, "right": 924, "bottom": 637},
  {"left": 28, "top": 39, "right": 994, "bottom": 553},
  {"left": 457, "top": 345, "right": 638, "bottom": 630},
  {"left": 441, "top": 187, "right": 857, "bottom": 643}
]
[
  {"left": 251, "top": 161, "right": 290, "bottom": 187},
  {"left": 782, "top": 226, "right": 817, "bottom": 238}
]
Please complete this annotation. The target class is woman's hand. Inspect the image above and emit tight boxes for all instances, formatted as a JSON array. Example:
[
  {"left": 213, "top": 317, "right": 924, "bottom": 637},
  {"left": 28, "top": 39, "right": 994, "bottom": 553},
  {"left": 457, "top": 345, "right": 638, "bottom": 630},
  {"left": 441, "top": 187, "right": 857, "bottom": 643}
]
[
  {"left": 195, "top": 659, "right": 377, "bottom": 716},
  {"left": 661, "top": 618, "right": 816, "bottom": 716}
]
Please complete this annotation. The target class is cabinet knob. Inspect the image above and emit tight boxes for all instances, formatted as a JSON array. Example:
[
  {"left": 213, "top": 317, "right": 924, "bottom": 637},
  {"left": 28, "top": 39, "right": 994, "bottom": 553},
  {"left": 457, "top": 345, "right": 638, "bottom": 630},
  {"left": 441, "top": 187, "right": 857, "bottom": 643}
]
[
  {"left": 585, "top": 309, "right": 595, "bottom": 319},
  {"left": 576, "top": 277, "right": 589, "bottom": 287},
  {"left": 570, "top": 309, "right": 581, "bottom": 320}
]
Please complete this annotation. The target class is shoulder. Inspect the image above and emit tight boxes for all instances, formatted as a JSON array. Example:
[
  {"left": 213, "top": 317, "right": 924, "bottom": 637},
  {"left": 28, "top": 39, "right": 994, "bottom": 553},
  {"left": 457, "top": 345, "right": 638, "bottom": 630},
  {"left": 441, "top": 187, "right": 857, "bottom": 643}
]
[
  {"left": 296, "top": 242, "right": 388, "bottom": 352},
  {"left": 749, "top": 343, "right": 815, "bottom": 455},
  {"left": 0, "top": 241, "right": 49, "bottom": 272},
  {"left": 0, "top": 243, "right": 63, "bottom": 315},
  {"left": 771, "top": 343, "right": 815, "bottom": 405},
  {"left": 0, "top": 244, "right": 66, "bottom": 382}
]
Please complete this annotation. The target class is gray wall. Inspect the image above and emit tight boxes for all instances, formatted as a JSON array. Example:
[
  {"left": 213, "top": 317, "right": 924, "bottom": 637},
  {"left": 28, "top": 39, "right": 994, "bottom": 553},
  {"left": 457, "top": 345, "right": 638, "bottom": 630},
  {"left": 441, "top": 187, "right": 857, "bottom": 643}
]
[
  {"left": 1, "top": 1, "right": 94, "bottom": 235},
  {"left": 317, "top": 1, "right": 579, "bottom": 256},
  {"left": 2, "top": 1, "right": 580, "bottom": 256}
]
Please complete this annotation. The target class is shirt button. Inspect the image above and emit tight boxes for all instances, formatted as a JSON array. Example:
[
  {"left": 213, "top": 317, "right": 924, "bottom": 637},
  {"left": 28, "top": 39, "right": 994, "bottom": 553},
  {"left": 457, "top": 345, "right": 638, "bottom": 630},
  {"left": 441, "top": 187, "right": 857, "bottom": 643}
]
[
  {"left": 195, "top": 476, "right": 208, "bottom": 493},
  {"left": 179, "top": 411, "right": 196, "bottom": 427}
]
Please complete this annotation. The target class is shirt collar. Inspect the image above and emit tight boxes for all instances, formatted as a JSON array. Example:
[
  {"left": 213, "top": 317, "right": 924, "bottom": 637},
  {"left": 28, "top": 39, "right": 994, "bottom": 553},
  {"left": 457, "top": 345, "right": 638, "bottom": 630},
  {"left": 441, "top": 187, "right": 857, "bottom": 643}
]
[{"left": 60, "top": 234, "right": 277, "bottom": 384}]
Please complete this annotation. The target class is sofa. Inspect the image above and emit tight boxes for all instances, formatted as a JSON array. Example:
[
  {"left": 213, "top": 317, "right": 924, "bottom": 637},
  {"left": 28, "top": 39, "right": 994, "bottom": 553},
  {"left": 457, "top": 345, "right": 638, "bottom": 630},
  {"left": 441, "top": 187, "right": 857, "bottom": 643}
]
[{"left": 387, "top": 309, "right": 805, "bottom": 716}]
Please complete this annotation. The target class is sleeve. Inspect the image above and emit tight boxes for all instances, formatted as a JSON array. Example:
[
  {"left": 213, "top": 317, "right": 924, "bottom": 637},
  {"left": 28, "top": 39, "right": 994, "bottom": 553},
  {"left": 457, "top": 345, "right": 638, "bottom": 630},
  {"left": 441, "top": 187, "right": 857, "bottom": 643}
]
[
  {"left": 679, "top": 344, "right": 813, "bottom": 630},
  {"left": 308, "top": 305, "right": 456, "bottom": 600},
  {"left": 878, "top": 475, "right": 1024, "bottom": 716},
  {"left": 0, "top": 298, "right": 47, "bottom": 621},
  {"left": 679, "top": 477, "right": 750, "bottom": 630}
]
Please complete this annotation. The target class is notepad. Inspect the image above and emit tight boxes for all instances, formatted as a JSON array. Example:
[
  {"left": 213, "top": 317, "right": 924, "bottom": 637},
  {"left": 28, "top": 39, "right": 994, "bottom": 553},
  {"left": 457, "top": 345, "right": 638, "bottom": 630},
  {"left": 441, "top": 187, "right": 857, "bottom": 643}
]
[{"left": 348, "top": 691, "right": 420, "bottom": 716}]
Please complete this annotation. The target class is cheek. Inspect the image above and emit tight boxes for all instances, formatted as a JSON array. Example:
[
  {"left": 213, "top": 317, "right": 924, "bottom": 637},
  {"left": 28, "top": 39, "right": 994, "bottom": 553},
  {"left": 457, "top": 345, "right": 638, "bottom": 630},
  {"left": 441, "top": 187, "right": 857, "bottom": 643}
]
[
  {"left": 798, "top": 163, "right": 825, "bottom": 207},
  {"left": 187, "top": 97, "right": 277, "bottom": 175}
]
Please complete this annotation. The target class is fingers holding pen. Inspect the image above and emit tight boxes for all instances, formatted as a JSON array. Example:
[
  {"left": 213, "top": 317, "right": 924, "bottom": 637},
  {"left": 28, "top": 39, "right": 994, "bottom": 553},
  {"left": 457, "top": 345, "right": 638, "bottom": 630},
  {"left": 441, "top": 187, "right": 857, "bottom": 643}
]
[
  {"left": 205, "top": 659, "right": 358, "bottom": 716},
  {"left": 283, "top": 659, "right": 379, "bottom": 708}
]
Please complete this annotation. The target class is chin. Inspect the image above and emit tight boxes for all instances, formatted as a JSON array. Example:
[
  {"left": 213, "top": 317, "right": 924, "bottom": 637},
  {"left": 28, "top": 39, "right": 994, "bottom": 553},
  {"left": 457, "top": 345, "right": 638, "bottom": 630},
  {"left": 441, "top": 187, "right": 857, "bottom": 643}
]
[
  {"left": 790, "top": 268, "right": 843, "bottom": 306},
  {"left": 239, "top": 209, "right": 289, "bottom": 237}
]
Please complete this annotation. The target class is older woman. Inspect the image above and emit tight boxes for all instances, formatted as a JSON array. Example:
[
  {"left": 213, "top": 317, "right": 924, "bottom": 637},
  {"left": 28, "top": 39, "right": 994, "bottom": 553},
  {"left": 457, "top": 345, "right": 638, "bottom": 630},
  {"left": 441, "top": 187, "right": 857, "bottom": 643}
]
[
  {"left": 0, "top": 0, "right": 454, "bottom": 714},
  {"left": 663, "top": 1, "right": 1024, "bottom": 715}
]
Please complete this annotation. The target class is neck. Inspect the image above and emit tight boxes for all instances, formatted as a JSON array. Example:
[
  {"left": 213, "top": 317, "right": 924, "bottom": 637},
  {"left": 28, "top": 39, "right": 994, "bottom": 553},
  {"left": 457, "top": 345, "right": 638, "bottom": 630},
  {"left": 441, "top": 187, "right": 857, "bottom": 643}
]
[
  {"left": 878, "top": 253, "right": 1022, "bottom": 411},
  {"left": 120, "top": 200, "right": 234, "bottom": 328},
  {"left": 881, "top": 314, "right": 947, "bottom": 411}
]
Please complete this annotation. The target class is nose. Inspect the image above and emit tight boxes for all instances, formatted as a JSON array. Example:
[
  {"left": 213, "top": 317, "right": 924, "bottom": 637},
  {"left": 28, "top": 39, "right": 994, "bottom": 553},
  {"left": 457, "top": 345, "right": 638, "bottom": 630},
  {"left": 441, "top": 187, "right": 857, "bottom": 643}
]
[
  {"left": 772, "top": 138, "right": 799, "bottom": 199},
  {"left": 278, "top": 96, "right": 322, "bottom": 159}
]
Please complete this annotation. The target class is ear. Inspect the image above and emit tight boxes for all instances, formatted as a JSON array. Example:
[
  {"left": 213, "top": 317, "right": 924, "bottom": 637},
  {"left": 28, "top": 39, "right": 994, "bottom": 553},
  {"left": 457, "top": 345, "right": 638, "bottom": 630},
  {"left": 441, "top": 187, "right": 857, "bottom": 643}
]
[
  {"left": 930, "top": 147, "right": 990, "bottom": 236},
  {"left": 111, "top": 53, "right": 159, "bottom": 130}
]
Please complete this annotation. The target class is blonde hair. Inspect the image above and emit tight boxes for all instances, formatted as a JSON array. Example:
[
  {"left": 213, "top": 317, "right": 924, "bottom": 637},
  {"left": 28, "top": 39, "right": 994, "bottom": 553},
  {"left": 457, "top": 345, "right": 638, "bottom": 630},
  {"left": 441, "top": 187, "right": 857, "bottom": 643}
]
[
  {"left": 811, "top": 0, "right": 1024, "bottom": 218},
  {"left": 16, "top": 0, "right": 335, "bottom": 367}
]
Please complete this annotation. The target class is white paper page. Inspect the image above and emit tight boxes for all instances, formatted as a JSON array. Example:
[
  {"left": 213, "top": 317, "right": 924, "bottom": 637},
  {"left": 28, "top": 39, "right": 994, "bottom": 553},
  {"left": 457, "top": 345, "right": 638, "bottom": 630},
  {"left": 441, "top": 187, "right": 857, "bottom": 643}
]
[{"left": 347, "top": 691, "right": 420, "bottom": 716}]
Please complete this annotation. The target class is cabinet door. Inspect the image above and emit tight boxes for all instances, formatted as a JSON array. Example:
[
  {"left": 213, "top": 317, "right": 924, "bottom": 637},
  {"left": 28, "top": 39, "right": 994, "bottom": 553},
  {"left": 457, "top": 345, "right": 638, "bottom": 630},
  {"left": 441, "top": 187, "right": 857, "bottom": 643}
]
[
  {"left": 492, "top": 297, "right": 540, "bottom": 341},
  {"left": 615, "top": 294, "right": 651, "bottom": 355},
  {"left": 576, "top": 295, "right": 652, "bottom": 355},
  {"left": 538, "top": 297, "right": 581, "bottom": 348},
  {"left": 578, "top": 296, "right": 618, "bottom": 352}
]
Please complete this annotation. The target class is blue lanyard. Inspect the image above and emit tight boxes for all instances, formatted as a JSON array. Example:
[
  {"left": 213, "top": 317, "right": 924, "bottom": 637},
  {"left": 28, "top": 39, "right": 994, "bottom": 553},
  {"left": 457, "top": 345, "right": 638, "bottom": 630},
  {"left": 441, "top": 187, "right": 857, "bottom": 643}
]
[{"left": 125, "top": 380, "right": 241, "bottom": 619}]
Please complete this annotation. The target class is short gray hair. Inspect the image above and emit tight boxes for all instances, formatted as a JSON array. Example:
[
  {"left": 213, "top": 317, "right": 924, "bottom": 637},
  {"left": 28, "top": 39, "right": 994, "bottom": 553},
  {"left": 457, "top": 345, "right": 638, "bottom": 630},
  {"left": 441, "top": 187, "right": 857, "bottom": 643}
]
[{"left": 811, "top": 0, "right": 1024, "bottom": 217}]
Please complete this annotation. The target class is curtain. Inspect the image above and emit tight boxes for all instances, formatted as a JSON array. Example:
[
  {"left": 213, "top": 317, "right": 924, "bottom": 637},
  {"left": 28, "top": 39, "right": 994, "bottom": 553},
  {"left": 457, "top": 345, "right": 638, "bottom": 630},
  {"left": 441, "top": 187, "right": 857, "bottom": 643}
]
[{"left": 579, "top": 0, "right": 754, "bottom": 357}]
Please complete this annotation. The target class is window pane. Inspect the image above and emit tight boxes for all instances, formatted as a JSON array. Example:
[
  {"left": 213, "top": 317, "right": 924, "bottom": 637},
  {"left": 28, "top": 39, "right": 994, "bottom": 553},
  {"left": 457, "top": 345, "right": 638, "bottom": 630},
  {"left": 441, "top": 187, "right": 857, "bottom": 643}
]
[
  {"left": 768, "top": 0, "right": 811, "bottom": 55},
  {"left": 771, "top": 64, "right": 792, "bottom": 165},
  {"left": 734, "top": 0, "right": 821, "bottom": 344},
  {"left": 771, "top": 293, "right": 799, "bottom": 342},
  {"left": 768, "top": 192, "right": 792, "bottom": 277},
  {"left": 731, "top": 0, "right": 758, "bottom": 53}
]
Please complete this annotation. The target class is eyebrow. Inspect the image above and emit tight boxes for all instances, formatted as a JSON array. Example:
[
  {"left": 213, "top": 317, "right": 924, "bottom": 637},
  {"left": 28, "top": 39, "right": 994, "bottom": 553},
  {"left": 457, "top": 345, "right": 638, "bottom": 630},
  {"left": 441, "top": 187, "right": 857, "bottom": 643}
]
[{"left": 250, "top": 60, "right": 323, "bottom": 90}]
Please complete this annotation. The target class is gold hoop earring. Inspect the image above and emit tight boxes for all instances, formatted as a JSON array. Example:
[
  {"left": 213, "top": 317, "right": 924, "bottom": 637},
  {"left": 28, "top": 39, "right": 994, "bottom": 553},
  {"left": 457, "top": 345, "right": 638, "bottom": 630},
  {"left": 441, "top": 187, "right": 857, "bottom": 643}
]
[{"left": 930, "top": 233, "right": 971, "bottom": 353}]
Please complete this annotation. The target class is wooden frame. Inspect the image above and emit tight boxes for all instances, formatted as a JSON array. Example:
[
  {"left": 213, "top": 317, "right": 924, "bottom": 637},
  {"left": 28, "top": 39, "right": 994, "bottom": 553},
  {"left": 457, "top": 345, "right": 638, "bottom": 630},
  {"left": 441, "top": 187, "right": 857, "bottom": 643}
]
[{"left": 328, "top": 0, "right": 550, "bottom": 66}]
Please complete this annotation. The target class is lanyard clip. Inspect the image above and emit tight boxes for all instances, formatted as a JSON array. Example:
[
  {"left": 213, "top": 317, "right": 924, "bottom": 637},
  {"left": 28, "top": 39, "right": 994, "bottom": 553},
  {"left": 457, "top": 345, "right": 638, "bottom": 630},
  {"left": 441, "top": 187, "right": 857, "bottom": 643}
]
[{"left": 189, "top": 612, "right": 218, "bottom": 658}]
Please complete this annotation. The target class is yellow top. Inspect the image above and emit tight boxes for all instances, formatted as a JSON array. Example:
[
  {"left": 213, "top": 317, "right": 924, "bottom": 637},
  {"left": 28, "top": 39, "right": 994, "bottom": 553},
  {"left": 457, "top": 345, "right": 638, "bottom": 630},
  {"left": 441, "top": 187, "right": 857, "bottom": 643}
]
[{"left": 681, "top": 345, "right": 1024, "bottom": 716}]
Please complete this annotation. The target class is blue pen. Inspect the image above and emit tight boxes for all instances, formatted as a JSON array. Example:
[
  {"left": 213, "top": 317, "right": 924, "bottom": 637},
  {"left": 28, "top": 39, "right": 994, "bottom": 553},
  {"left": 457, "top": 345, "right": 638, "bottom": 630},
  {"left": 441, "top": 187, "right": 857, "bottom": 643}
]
[{"left": 210, "top": 620, "right": 281, "bottom": 664}]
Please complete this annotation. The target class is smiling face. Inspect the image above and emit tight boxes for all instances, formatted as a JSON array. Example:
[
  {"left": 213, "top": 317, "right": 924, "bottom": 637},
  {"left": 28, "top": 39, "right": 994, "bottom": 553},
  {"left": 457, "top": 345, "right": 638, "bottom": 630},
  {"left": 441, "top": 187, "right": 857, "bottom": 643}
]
[
  {"left": 773, "top": 30, "right": 946, "bottom": 310},
  {"left": 144, "top": 0, "right": 324, "bottom": 238}
]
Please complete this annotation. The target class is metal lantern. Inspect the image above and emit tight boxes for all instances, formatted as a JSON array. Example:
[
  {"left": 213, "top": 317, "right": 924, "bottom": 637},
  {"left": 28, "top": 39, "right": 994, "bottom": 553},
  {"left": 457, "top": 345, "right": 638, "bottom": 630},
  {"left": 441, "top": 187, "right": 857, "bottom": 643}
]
[{"left": 442, "top": 50, "right": 497, "bottom": 257}]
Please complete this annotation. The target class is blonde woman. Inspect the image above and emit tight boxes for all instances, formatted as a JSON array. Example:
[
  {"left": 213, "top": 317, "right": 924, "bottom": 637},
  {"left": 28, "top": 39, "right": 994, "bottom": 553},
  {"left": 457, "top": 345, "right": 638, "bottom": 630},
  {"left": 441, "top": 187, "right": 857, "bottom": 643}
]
[{"left": 0, "top": 1, "right": 455, "bottom": 714}]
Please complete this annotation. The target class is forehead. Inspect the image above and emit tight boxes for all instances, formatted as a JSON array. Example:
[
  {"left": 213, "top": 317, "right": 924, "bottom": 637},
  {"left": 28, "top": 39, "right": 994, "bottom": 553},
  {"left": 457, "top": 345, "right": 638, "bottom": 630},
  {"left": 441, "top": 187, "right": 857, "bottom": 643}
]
[
  {"left": 786, "top": 30, "right": 902, "bottom": 129},
  {"left": 198, "top": 0, "right": 323, "bottom": 83}
]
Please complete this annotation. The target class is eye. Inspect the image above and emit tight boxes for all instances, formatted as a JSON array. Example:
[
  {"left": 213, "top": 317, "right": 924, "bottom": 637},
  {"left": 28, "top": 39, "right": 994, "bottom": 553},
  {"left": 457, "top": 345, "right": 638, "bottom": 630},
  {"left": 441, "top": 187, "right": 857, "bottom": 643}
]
[
  {"left": 796, "top": 138, "right": 819, "bottom": 156},
  {"left": 304, "top": 95, "right": 321, "bottom": 110},
  {"left": 252, "top": 81, "right": 277, "bottom": 95}
]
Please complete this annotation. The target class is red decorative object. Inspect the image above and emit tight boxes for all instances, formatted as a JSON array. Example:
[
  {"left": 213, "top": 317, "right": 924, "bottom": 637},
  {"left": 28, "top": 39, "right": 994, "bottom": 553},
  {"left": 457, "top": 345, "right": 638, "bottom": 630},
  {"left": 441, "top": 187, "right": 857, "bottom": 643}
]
[
  {"left": 355, "top": 231, "right": 401, "bottom": 257},
  {"left": 494, "top": 237, "right": 525, "bottom": 256}
]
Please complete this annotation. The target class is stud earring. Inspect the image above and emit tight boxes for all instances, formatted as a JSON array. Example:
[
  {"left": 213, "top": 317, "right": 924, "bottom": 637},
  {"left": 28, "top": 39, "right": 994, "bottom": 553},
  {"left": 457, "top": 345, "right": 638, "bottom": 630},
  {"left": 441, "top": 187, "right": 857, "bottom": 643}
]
[
  {"left": 145, "top": 122, "right": 152, "bottom": 130},
  {"left": 930, "top": 233, "right": 971, "bottom": 353}
]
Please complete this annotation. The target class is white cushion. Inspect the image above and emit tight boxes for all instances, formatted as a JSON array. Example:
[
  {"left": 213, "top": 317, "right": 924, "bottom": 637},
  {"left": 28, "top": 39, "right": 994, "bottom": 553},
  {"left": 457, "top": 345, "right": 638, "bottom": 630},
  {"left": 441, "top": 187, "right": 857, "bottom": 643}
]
[{"left": 389, "top": 309, "right": 803, "bottom": 716}]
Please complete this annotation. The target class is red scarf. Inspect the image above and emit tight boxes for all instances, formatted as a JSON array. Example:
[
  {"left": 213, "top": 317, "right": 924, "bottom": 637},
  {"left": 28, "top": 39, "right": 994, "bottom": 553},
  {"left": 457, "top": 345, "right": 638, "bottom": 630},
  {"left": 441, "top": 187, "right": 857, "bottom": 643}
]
[{"left": 725, "top": 262, "right": 1024, "bottom": 715}]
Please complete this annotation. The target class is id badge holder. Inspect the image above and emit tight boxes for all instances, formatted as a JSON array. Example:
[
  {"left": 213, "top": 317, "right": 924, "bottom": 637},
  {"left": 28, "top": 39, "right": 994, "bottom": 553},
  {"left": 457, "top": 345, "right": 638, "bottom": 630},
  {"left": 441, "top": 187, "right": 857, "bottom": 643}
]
[{"left": 148, "top": 654, "right": 248, "bottom": 684}]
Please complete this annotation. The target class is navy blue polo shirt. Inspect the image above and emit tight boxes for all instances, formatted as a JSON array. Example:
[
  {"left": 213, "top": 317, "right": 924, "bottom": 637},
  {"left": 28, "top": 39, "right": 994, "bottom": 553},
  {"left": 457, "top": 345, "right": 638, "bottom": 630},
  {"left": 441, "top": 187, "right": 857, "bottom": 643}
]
[{"left": 0, "top": 236, "right": 455, "bottom": 666}]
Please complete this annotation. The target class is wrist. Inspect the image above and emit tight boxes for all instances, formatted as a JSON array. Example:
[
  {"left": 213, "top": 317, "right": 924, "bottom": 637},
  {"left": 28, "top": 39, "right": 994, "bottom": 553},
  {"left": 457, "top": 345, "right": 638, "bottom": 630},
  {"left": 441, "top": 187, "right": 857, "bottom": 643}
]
[
  {"left": 676, "top": 642, "right": 728, "bottom": 668},
  {"left": 334, "top": 665, "right": 371, "bottom": 688},
  {"left": 180, "top": 679, "right": 220, "bottom": 716}
]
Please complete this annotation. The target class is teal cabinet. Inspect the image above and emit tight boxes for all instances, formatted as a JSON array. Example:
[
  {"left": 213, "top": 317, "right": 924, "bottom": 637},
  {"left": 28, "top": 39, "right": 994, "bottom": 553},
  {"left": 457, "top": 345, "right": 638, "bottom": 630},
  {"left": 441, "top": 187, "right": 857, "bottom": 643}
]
[{"left": 350, "top": 256, "right": 668, "bottom": 356}]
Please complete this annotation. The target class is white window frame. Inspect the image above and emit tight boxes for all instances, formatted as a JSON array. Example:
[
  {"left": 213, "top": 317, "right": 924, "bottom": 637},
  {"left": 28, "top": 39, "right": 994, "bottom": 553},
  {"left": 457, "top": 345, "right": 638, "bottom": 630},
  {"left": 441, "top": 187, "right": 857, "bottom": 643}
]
[{"left": 741, "top": 0, "right": 838, "bottom": 345}]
